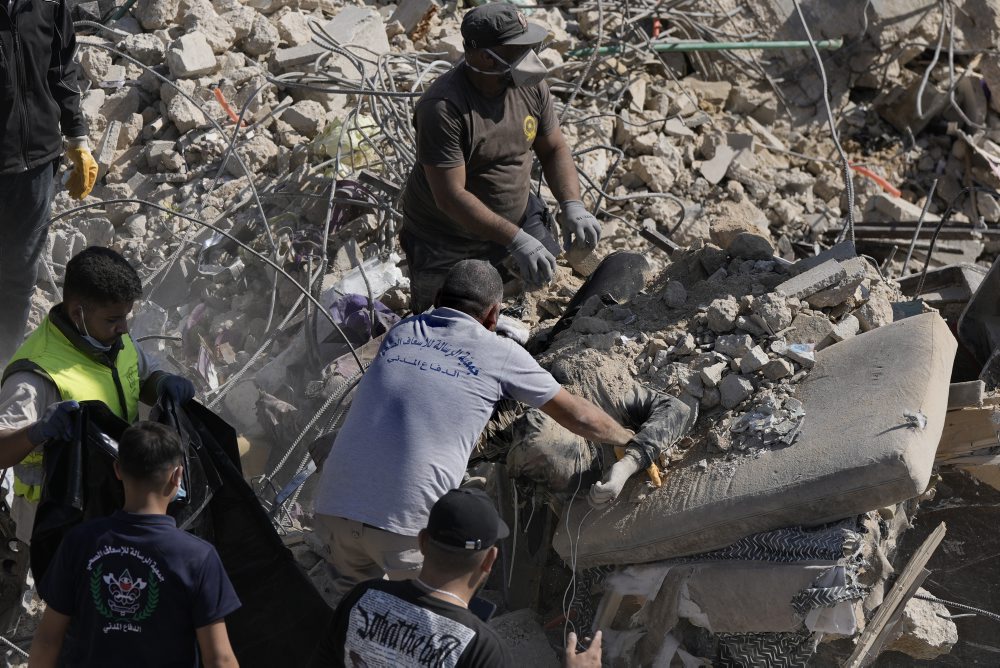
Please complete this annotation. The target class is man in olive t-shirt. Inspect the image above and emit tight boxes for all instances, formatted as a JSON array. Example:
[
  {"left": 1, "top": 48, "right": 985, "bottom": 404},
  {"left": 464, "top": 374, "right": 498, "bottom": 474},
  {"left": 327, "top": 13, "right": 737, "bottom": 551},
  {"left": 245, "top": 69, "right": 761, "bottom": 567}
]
[{"left": 399, "top": 3, "right": 604, "bottom": 313}]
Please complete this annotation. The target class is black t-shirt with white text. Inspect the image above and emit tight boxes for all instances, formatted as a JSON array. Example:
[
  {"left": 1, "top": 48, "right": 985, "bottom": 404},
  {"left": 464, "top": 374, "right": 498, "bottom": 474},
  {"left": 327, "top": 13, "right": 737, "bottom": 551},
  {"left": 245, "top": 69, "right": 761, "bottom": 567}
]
[
  {"left": 38, "top": 511, "right": 241, "bottom": 667},
  {"left": 311, "top": 579, "right": 511, "bottom": 668}
]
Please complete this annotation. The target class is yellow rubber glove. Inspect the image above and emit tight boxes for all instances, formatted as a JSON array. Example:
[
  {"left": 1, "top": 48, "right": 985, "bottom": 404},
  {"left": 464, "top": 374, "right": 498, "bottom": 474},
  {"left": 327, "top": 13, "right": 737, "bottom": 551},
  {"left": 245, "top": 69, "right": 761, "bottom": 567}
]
[{"left": 66, "top": 147, "right": 98, "bottom": 199}]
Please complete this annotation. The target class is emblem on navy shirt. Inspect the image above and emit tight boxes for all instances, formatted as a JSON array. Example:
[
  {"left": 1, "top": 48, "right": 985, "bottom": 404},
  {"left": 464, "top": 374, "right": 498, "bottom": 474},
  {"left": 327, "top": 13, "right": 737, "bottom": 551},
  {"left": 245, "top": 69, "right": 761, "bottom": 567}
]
[{"left": 88, "top": 547, "right": 165, "bottom": 632}]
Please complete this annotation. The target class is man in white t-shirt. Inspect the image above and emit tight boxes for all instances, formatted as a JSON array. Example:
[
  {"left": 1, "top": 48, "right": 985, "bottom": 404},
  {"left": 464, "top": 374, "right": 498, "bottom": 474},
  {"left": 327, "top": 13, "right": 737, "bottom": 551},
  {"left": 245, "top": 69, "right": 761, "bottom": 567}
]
[{"left": 313, "top": 260, "right": 635, "bottom": 597}]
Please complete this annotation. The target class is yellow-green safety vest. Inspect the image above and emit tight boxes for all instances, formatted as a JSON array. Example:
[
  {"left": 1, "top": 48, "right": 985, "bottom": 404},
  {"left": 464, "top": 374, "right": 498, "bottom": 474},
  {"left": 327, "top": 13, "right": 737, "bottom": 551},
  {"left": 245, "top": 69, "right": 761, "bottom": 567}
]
[{"left": 3, "top": 316, "right": 140, "bottom": 502}]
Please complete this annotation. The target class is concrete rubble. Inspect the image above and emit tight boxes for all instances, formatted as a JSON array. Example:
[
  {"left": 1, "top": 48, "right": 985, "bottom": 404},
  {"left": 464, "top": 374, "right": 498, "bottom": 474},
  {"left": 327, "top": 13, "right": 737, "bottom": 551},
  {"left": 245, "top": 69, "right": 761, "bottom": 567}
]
[{"left": 13, "top": 0, "right": 1000, "bottom": 664}]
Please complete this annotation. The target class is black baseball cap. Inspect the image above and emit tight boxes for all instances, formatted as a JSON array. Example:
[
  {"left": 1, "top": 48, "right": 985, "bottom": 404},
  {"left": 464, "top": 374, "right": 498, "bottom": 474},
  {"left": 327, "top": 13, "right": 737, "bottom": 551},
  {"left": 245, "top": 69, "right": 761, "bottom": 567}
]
[
  {"left": 427, "top": 489, "right": 510, "bottom": 552},
  {"left": 461, "top": 3, "right": 548, "bottom": 50}
]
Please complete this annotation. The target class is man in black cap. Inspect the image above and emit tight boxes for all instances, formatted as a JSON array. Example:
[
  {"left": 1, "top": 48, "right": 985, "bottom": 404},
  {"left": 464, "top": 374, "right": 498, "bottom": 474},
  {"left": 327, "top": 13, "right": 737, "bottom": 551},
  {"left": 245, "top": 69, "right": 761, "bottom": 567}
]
[
  {"left": 311, "top": 488, "right": 604, "bottom": 667},
  {"left": 398, "top": 2, "right": 603, "bottom": 313}
]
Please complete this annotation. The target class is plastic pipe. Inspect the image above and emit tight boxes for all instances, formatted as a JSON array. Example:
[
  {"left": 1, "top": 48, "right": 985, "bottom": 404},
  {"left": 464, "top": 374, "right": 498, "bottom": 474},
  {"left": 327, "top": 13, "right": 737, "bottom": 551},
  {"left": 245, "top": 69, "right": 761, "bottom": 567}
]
[{"left": 568, "top": 38, "right": 843, "bottom": 58}]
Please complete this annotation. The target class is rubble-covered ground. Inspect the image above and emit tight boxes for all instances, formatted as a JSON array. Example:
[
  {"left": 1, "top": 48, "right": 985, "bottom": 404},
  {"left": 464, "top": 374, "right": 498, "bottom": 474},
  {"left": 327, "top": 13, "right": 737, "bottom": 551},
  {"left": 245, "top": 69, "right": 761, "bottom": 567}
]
[{"left": 8, "top": 0, "right": 1000, "bottom": 663}]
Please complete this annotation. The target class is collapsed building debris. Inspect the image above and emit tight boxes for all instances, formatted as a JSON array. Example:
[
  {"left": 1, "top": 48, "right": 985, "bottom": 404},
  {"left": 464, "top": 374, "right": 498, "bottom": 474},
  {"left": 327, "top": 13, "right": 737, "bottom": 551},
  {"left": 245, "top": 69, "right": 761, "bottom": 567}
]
[{"left": 6, "top": 0, "right": 1000, "bottom": 663}]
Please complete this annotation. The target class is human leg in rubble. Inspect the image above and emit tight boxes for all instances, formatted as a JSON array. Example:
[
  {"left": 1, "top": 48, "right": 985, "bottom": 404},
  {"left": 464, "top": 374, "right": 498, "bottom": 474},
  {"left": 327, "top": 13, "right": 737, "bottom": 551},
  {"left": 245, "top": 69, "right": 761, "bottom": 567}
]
[
  {"left": 0, "top": 247, "right": 196, "bottom": 546},
  {"left": 311, "top": 260, "right": 633, "bottom": 597},
  {"left": 398, "top": 3, "right": 602, "bottom": 314}
]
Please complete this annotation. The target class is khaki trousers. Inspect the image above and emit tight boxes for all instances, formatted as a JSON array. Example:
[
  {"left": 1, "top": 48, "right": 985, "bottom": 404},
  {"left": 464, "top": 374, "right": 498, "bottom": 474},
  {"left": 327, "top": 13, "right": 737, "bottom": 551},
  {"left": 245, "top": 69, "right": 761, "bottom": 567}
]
[{"left": 313, "top": 514, "right": 423, "bottom": 600}]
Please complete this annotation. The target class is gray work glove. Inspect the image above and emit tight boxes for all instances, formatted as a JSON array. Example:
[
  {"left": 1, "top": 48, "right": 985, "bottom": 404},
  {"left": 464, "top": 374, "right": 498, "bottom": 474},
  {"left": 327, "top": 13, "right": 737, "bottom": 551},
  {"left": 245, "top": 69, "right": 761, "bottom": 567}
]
[
  {"left": 27, "top": 400, "right": 80, "bottom": 446},
  {"left": 507, "top": 229, "right": 556, "bottom": 287},
  {"left": 559, "top": 200, "right": 602, "bottom": 250},
  {"left": 588, "top": 449, "right": 642, "bottom": 508}
]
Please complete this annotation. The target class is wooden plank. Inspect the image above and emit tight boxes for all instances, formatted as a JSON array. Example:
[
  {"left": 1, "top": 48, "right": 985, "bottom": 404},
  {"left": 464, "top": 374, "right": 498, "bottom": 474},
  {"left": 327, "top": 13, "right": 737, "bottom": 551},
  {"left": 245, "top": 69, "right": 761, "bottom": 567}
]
[
  {"left": 936, "top": 406, "right": 999, "bottom": 460},
  {"left": 863, "top": 568, "right": 931, "bottom": 662},
  {"left": 593, "top": 590, "right": 624, "bottom": 631},
  {"left": 845, "top": 523, "right": 946, "bottom": 668}
]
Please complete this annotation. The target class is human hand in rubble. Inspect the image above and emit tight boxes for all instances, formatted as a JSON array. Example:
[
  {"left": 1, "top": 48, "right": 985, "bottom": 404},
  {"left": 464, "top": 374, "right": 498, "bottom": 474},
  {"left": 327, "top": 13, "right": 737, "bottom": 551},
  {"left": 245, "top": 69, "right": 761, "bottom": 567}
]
[
  {"left": 564, "top": 630, "right": 602, "bottom": 668},
  {"left": 559, "top": 200, "right": 602, "bottom": 250},
  {"left": 507, "top": 229, "right": 557, "bottom": 287},
  {"left": 588, "top": 450, "right": 643, "bottom": 507},
  {"left": 65, "top": 142, "right": 98, "bottom": 200},
  {"left": 156, "top": 374, "right": 196, "bottom": 404},
  {"left": 27, "top": 401, "right": 80, "bottom": 446}
]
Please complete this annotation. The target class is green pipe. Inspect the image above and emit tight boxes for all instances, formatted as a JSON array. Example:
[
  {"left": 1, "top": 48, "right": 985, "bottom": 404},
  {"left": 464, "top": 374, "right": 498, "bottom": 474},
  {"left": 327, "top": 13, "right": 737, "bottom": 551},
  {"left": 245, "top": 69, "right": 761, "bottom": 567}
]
[{"left": 568, "top": 38, "right": 843, "bottom": 58}]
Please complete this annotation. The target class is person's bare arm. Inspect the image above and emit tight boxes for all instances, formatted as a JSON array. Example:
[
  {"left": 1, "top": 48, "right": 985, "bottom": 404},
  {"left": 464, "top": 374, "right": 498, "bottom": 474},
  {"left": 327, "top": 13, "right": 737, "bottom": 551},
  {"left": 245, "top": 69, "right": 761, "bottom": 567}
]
[
  {"left": 540, "top": 389, "right": 633, "bottom": 446},
  {"left": 564, "top": 630, "right": 602, "bottom": 668},
  {"left": 196, "top": 620, "right": 239, "bottom": 668},
  {"left": 423, "top": 163, "right": 521, "bottom": 245},
  {"left": 0, "top": 428, "right": 40, "bottom": 469},
  {"left": 29, "top": 607, "right": 71, "bottom": 668},
  {"left": 534, "top": 127, "right": 582, "bottom": 204}
]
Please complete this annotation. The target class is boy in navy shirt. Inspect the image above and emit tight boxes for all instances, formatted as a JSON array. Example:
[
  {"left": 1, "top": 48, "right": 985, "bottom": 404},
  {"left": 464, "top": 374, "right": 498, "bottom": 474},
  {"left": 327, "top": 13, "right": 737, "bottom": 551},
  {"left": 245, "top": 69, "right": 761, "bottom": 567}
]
[{"left": 29, "top": 422, "right": 241, "bottom": 667}]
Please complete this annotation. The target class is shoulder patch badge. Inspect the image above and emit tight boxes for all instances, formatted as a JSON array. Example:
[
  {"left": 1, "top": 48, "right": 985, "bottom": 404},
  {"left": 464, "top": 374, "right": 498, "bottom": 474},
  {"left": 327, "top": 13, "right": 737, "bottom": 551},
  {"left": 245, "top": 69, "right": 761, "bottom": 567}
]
[{"left": 523, "top": 115, "right": 538, "bottom": 142}]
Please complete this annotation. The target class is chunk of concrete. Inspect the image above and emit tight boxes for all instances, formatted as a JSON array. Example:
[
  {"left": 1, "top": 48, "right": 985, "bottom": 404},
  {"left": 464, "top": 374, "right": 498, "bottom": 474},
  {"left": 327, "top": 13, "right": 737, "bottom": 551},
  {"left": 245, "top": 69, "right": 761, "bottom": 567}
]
[
  {"left": 727, "top": 232, "right": 774, "bottom": 260},
  {"left": 282, "top": 100, "right": 327, "bottom": 137},
  {"left": 831, "top": 315, "right": 860, "bottom": 342},
  {"left": 719, "top": 374, "right": 753, "bottom": 409},
  {"left": 274, "top": 6, "right": 389, "bottom": 76},
  {"left": 788, "top": 241, "right": 856, "bottom": 276},
  {"left": 776, "top": 259, "right": 847, "bottom": 300},
  {"left": 787, "top": 312, "right": 834, "bottom": 347},
  {"left": 806, "top": 257, "right": 868, "bottom": 308},
  {"left": 710, "top": 217, "right": 769, "bottom": 251},
  {"left": 888, "top": 588, "right": 958, "bottom": 660},
  {"left": 870, "top": 192, "right": 941, "bottom": 224},
  {"left": 707, "top": 297, "right": 739, "bottom": 333},
  {"left": 165, "top": 32, "right": 217, "bottom": 78},
  {"left": 751, "top": 293, "right": 794, "bottom": 334},
  {"left": 662, "top": 280, "right": 687, "bottom": 308},
  {"left": 761, "top": 358, "right": 794, "bottom": 380},
  {"left": 388, "top": 0, "right": 438, "bottom": 35},
  {"left": 700, "top": 362, "right": 727, "bottom": 388},
  {"left": 855, "top": 295, "right": 894, "bottom": 332},
  {"left": 715, "top": 334, "right": 753, "bottom": 358},
  {"left": 740, "top": 346, "right": 769, "bottom": 374}
]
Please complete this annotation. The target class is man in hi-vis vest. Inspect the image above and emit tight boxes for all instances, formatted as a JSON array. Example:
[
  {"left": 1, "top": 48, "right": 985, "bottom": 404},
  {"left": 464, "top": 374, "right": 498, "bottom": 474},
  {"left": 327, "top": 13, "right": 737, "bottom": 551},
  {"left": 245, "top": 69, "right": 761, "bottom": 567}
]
[{"left": 0, "top": 246, "right": 195, "bottom": 545}]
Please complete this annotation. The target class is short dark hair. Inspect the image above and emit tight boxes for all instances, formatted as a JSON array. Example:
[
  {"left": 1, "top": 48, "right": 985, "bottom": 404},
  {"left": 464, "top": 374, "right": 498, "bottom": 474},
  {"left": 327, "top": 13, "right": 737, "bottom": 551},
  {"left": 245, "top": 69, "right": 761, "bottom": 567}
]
[
  {"left": 64, "top": 246, "right": 142, "bottom": 305},
  {"left": 436, "top": 260, "right": 503, "bottom": 317},
  {"left": 423, "top": 539, "right": 492, "bottom": 578},
  {"left": 118, "top": 422, "right": 184, "bottom": 484}
]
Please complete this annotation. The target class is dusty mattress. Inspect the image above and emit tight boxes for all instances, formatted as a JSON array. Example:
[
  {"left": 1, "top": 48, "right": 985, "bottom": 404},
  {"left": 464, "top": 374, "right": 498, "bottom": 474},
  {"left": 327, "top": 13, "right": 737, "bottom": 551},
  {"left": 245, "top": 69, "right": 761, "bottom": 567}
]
[{"left": 554, "top": 312, "right": 956, "bottom": 568}]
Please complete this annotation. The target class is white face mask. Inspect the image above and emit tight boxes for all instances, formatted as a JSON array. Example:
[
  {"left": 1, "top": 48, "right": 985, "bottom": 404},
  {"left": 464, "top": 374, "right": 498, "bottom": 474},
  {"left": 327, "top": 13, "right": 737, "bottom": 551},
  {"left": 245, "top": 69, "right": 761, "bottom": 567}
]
[
  {"left": 466, "top": 48, "right": 548, "bottom": 88},
  {"left": 75, "top": 306, "right": 113, "bottom": 352}
]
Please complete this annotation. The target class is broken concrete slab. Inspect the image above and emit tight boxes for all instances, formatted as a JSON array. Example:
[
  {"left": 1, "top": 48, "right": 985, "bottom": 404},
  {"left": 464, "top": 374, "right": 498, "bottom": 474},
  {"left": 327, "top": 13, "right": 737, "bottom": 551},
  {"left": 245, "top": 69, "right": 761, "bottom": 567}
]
[
  {"left": 776, "top": 259, "right": 847, "bottom": 300},
  {"left": 887, "top": 588, "right": 958, "bottom": 660},
  {"left": 786, "top": 312, "right": 835, "bottom": 347},
  {"left": 739, "top": 346, "right": 769, "bottom": 374},
  {"left": 165, "top": 32, "right": 217, "bottom": 78},
  {"left": 719, "top": 374, "right": 753, "bottom": 409},
  {"left": 715, "top": 334, "right": 754, "bottom": 358},
  {"left": 274, "top": 6, "right": 390, "bottom": 75},
  {"left": 806, "top": 257, "right": 868, "bottom": 308},
  {"left": 855, "top": 295, "right": 894, "bottom": 332},
  {"left": 706, "top": 297, "right": 740, "bottom": 333},
  {"left": 788, "top": 241, "right": 857, "bottom": 276},
  {"left": 761, "top": 358, "right": 794, "bottom": 380},
  {"left": 727, "top": 232, "right": 774, "bottom": 260},
  {"left": 388, "top": 0, "right": 438, "bottom": 35},
  {"left": 831, "top": 315, "right": 860, "bottom": 342}
]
